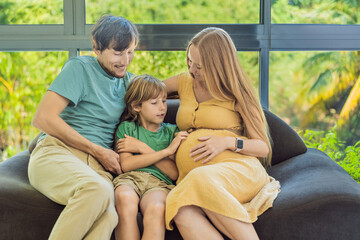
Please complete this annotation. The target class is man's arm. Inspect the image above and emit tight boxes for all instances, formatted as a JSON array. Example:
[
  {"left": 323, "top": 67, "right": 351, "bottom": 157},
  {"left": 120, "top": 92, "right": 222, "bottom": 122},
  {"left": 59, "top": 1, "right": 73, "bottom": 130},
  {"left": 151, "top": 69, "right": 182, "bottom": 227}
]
[{"left": 32, "top": 91, "right": 122, "bottom": 174}]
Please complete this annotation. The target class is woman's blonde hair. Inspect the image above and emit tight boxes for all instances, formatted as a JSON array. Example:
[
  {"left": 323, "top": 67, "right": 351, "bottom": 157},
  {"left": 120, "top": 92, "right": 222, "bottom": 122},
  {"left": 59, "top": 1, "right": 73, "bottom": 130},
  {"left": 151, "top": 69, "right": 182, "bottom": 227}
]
[
  {"left": 122, "top": 74, "right": 167, "bottom": 122},
  {"left": 187, "top": 27, "right": 273, "bottom": 167}
]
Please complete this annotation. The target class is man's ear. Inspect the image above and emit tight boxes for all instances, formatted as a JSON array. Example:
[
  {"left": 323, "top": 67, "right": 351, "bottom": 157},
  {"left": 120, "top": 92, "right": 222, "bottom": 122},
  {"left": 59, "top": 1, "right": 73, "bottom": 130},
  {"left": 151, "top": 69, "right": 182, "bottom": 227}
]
[
  {"left": 93, "top": 48, "right": 100, "bottom": 56},
  {"left": 91, "top": 37, "right": 100, "bottom": 56}
]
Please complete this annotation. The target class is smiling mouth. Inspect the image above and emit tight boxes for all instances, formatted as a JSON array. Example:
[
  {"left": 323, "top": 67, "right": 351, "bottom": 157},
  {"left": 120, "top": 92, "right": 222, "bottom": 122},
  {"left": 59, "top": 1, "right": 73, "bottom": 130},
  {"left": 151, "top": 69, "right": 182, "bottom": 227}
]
[{"left": 114, "top": 65, "right": 126, "bottom": 70}]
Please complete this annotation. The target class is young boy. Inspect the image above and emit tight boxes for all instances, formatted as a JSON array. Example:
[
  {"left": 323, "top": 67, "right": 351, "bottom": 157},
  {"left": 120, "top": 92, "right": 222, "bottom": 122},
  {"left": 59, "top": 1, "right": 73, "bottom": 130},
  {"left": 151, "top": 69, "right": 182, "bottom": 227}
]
[{"left": 113, "top": 74, "right": 188, "bottom": 240}]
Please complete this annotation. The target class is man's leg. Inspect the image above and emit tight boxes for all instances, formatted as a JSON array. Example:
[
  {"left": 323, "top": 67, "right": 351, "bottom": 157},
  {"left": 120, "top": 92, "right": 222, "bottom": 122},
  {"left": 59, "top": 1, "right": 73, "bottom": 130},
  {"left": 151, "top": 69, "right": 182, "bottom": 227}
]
[{"left": 28, "top": 136, "right": 117, "bottom": 240}]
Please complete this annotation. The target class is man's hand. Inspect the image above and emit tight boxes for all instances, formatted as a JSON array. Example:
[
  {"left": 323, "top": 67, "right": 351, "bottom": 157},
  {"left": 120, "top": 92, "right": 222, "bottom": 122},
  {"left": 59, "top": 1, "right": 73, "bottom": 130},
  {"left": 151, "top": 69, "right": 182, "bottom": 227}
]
[{"left": 93, "top": 146, "right": 122, "bottom": 175}]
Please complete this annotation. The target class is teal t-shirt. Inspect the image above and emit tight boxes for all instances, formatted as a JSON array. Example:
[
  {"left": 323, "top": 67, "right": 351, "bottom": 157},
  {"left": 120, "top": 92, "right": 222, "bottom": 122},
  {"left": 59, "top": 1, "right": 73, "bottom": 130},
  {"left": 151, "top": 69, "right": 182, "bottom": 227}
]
[
  {"left": 41, "top": 56, "right": 133, "bottom": 149},
  {"left": 116, "top": 121, "right": 179, "bottom": 185}
]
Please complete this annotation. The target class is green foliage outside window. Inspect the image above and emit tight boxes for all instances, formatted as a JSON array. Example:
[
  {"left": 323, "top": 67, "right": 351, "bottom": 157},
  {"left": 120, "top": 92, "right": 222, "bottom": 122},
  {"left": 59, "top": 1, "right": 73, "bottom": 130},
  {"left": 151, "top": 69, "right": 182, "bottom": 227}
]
[{"left": 300, "top": 128, "right": 360, "bottom": 183}]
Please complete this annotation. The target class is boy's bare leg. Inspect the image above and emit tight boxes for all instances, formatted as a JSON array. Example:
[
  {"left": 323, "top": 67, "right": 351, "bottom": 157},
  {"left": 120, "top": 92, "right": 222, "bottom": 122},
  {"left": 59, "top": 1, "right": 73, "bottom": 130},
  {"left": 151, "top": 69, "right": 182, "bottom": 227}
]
[
  {"left": 139, "top": 190, "right": 167, "bottom": 240},
  {"left": 114, "top": 185, "right": 140, "bottom": 240},
  {"left": 173, "top": 205, "right": 223, "bottom": 240},
  {"left": 203, "top": 208, "right": 259, "bottom": 240}
]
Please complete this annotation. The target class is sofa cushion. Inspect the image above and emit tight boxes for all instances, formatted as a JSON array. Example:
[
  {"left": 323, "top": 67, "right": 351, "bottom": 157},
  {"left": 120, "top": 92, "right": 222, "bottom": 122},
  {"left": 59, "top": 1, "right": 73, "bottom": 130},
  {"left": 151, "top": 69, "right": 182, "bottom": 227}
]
[
  {"left": 28, "top": 133, "right": 41, "bottom": 153},
  {"left": 0, "top": 151, "right": 63, "bottom": 240},
  {"left": 255, "top": 148, "right": 360, "bottom": 240}
]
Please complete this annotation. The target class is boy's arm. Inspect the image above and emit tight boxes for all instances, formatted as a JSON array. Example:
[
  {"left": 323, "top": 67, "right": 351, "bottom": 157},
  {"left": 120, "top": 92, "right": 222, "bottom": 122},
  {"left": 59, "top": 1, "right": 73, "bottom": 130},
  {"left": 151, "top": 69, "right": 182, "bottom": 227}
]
[
  {"left": 154, "top": 158, "right": 178, "bottom": 180},
  {"left": 116, "top": 134, "right": 154, "bottom": 154},
  {"left": 154, "top": 131, "right": 188, "bottom": 180},
  {"left": 119, "top": 131, "right": 188, "bottom": 177},
  {"left": 119, "top": 148, "right": 172, "bottom": 172}
]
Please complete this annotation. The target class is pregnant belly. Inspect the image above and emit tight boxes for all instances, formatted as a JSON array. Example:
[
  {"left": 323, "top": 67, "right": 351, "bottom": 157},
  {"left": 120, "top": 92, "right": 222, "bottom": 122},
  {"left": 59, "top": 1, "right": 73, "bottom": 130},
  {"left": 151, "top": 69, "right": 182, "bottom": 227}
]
[{"left": 175, "top": 129, "right": 242, "bottom": 182}]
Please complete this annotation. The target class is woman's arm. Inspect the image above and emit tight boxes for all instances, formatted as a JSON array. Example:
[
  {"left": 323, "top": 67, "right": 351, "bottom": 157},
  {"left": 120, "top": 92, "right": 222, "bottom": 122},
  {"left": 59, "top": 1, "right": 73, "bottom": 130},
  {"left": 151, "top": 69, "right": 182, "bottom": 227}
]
[
  {"left": 163, "top": 75, "right": 179, "bottom": 95},
  {"left": 33, "top": 91, "right": 122, "bottom": 174},
  {"left": 234, "top": 103, "right": 269, "bottom": 158}
]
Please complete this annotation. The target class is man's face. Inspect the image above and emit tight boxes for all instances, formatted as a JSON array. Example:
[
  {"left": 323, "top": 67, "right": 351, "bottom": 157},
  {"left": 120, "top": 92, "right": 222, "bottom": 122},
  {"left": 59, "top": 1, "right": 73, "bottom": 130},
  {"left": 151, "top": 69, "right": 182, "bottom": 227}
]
[{"left": 95, "top": 41, "right": 135, "bottom": 78}]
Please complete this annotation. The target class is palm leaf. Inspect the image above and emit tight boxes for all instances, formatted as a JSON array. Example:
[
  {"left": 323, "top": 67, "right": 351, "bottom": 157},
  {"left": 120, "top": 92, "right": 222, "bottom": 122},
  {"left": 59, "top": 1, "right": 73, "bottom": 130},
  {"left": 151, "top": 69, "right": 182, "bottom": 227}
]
[{"left": 339, "top": 75, "right": 360, "bottom": 125}]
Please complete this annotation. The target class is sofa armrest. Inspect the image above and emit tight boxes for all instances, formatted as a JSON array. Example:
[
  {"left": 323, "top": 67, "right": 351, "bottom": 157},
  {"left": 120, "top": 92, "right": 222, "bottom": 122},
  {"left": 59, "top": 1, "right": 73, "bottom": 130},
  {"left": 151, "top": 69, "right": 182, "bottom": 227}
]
[{"left": 263, "top": 110, "right": 307, "bottom": 165}]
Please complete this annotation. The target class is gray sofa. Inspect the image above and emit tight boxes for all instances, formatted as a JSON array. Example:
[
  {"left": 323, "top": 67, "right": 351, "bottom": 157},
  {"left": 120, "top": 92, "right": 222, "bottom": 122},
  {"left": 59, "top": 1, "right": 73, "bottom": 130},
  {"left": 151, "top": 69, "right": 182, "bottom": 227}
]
[{"left": 1, "top": 99, "right": 359, "bottom": 240}]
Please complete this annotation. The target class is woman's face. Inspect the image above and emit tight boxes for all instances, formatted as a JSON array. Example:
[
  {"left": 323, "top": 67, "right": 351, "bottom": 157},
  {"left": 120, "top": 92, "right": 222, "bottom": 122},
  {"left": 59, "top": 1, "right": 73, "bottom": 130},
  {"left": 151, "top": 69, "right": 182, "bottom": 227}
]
[{"left": 188, "top": 45, "right": 204, "bottom": 82}]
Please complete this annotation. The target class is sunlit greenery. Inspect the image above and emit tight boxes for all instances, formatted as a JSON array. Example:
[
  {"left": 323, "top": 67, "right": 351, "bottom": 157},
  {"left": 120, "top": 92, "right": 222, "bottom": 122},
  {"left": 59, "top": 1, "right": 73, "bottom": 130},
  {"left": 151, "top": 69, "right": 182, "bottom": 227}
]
[
  {"left": 300, "top": 128, "right": 360, "bottom": 183},
  {"left": 85, "top": 0, "right": 259, "bottom": 24},
  {"left": 1, "top": 0, "right": 359, "bottom": 186},
  {"left": 0, "top": 0, "right": 63, "bottom": 24}
]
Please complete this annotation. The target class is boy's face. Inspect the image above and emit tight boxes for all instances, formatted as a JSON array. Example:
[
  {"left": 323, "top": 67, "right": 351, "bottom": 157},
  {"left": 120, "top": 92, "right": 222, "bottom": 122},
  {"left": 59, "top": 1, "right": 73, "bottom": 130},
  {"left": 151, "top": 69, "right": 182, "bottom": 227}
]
[
  {"left": 134, "top": 94, "right": 167, "bottom": 132},
  {"left": 94, "top": 41, "right": 135, "bottom": 78}
]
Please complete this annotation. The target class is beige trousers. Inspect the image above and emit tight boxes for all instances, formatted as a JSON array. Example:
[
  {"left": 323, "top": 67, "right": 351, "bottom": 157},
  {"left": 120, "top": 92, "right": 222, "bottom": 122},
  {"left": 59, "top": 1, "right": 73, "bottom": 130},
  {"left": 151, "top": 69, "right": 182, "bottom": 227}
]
[{"left": 28, "top": 135, "right": 118, "bottom": 240}]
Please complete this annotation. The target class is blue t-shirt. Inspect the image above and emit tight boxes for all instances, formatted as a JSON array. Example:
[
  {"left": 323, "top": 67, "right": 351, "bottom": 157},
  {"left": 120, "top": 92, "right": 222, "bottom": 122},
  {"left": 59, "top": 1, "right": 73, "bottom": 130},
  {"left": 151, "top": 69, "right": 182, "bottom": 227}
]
[
  {"left": 42, "top": 56, "right": 133, "bottom": 149},
  {"left": 116, "top": 121, "right": 179, "bottom": 185}
]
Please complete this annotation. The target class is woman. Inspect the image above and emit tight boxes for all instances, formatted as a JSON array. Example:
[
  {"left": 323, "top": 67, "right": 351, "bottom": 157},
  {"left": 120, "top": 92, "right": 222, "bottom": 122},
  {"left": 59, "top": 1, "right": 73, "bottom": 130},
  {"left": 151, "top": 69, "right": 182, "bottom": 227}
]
[{"left": 164, "top": 27, "right": 281, "bottom": 240}]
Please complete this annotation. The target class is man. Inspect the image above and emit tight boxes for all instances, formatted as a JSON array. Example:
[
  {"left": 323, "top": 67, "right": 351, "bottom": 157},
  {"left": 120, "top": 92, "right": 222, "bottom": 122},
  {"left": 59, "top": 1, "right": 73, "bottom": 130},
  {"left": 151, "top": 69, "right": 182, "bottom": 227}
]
[{"left": 28, "top": 15, "right": 138, "bottom": 240}]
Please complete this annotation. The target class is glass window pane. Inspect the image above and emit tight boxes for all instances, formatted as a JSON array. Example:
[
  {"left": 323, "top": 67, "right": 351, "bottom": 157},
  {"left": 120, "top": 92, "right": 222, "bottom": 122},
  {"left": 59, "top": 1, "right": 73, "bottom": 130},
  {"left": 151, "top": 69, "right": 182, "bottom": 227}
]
[
  {"left": 0, "top": 0, "right": 63, "bottom": 24},
  {"left": 79, "top": 51, "right": 259, "bottom": 89},
  {"left": 272, "top": 0, "right": 360, "bottom": 24},
  {"left": 269, "top": 51, "right": 360, "bottom": 147},
  {"left": 85, "top": 0, "right": 259, "bottom": 24},
  {"left": 0, "top": 51, "right": 68, "bottom": 161}
]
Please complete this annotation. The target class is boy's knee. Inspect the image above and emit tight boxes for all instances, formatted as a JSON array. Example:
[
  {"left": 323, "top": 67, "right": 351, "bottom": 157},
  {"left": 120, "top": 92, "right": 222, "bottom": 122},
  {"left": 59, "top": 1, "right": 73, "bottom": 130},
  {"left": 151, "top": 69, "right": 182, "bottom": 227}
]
[
  {"left": 146, "top": 201, "right": 165, "bottom": 215},
  {"left": 115, "top": 187, "right": 138, "bottom": 203},
  {"left": 115, "top": 187, "right": 138, "bottom": 214}
]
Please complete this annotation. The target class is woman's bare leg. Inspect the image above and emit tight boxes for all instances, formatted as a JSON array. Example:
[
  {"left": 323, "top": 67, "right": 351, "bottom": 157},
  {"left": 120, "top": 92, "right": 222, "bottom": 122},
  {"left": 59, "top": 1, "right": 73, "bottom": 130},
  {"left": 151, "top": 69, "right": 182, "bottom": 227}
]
[
  {"left": 203, "top": 208, "right": 259, "bottom": 240},
  {"left": 139, "top": 190, "right": 167, "bottom": 240},
  {"left": 114, "top": 185, "right": 140, "bottom": 240},
  {"left": 174, "top": 205, "right": 223, "bottom": 240}
]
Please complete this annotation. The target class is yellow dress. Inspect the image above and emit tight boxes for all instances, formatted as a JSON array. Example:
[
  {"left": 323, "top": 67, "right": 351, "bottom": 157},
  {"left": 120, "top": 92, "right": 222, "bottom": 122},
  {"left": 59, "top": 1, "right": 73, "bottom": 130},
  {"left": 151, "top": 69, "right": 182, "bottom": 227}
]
[{"left": 165, "top": 73, "right": 281, "bottom": 230}]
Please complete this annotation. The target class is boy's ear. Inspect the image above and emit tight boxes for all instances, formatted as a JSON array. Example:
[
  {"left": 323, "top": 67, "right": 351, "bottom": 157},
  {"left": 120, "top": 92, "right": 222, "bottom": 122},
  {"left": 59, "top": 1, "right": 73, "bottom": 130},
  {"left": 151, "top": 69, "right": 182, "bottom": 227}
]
[{"left": 131, "top": 102, "right": 141, "bottom": 112}]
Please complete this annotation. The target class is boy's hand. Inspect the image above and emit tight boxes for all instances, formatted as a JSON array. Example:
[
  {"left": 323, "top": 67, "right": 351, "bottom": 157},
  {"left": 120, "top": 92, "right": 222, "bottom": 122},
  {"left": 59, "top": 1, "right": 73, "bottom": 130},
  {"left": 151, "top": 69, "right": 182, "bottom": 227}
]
[
  {"left": 166, "top": 131, "right": 188, "bottom": 156},
  {"left": 116, "top": 134, "right": 147, "bottom": 154}
]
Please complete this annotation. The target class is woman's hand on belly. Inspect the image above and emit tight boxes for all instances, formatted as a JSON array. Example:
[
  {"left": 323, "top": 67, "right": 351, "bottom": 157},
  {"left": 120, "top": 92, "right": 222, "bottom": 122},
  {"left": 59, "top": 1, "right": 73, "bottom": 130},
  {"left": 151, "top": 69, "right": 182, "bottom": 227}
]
[{"left": 190, "top": 135, "right": 236, "bottom": 164}]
